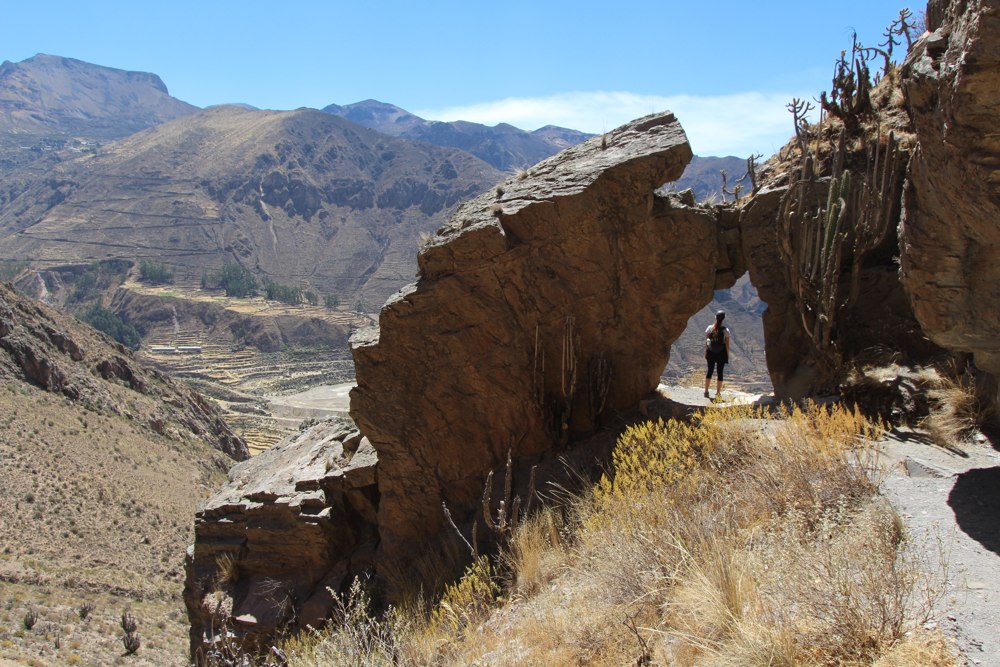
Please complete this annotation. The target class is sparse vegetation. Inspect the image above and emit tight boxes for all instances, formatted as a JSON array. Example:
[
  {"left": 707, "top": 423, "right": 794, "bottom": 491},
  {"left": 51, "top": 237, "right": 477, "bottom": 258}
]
[
  {"left": 263, "top": 277, "right": 303, "bottom": 305},
  {"left": 78, "top": 303, "right": 141, "bottom": 350},
  {"left": 216, "top": 261, "right": 258, "bottom": 298},
  {"left": 272, "top": 402, "right": 953, "bottom": 666},
  {"left": 138, "top": 260, "right": 174, "bottom": 284},
  {"left": 67, "top": 259, "right": 132, "bottom": 304}
]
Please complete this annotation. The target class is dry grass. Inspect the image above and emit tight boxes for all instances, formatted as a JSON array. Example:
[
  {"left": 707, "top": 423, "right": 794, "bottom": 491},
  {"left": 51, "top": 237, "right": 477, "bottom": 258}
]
[
  {"left": 278, "top": 402, "right": 956, "bottom": 667},
  {"left": 0, "top": 380, "right": 229, "bottom": 665},
  {"left": 921, "top": 364, "right": 994, "bottom": 448}
]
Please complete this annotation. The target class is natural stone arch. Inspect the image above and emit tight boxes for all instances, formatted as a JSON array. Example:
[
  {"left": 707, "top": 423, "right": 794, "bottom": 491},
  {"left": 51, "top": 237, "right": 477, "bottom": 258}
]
[{"left": 350, "top": 112, "right": 740, "bottom": 567}]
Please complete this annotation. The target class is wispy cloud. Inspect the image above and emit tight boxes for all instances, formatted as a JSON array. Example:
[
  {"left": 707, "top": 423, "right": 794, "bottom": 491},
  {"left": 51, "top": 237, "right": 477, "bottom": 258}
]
[{"left": 416, "top": 91, "right": 812, "bottom": 158}]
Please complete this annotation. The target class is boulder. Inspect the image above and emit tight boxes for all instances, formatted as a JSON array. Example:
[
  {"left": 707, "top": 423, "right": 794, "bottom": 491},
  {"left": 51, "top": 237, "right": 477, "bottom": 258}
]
[
  {"left": 350, "top": 112, "right": 728, "bottom": 566},
  {"left": 184, "top": 418, "right": 378, "bottom": 655},
  {"left": 901, "top": 0, "right": 1000, "bottom": 373}
]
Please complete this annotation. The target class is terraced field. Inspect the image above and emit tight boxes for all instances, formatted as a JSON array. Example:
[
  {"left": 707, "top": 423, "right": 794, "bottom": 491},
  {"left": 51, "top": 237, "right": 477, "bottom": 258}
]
[{"left": 127, "top": 281, "right": 370, "bottom": 453}]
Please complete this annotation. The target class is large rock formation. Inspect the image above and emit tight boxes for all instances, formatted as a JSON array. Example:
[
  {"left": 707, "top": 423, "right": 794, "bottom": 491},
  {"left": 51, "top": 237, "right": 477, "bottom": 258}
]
[
  {"left": 901, "top": 0, "right": 1000, "bottom": 375},
  {"left": 184, "top": 418, "right": 377, "bottom": 654},
  {"left": 350, "top": 112, "right": 728, "bottom": 565}
]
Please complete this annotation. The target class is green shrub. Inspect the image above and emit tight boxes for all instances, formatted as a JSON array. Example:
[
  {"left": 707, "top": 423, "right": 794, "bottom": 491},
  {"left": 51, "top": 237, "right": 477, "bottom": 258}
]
[
  {"left": 137, "top": 260, "right": 174, "bottom": 284},
  {"left": 79, "top": 304, "right": 141, "bottom": 350},
  {"left": 218, "top": 262, "right": 257, "bottom": 298}
]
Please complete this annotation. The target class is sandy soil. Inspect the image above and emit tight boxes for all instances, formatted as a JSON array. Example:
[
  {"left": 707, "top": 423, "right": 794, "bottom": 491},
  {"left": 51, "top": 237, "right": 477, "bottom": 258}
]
[{"left": 266, "top": 382, "right": 354, "bottom": 422}]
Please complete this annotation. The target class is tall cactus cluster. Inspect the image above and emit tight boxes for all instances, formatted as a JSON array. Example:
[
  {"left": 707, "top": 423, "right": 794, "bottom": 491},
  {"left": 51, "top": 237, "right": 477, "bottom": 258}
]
[{"left": 778, "top": 121, "right": 905, "bottom": 382}]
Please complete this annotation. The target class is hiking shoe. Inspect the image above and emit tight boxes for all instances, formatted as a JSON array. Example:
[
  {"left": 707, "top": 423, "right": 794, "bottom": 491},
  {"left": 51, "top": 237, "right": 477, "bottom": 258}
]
[{"left": 703, "top": 390, "right": 710, "bottom": 398}]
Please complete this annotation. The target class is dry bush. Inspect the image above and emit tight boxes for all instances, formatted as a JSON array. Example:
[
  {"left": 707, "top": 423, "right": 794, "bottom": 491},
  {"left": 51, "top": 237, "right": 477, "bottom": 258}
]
[
  {"left": 922, "top": 364, "right": 994, "bottom": 448},
  {"left": 282, "top": 402, "right": 953, "bottom": 667},
  {"left": 501, "top": 507, "right": 567, "bottom": 601},
  {"left": 284, "top": 577, "right": 405, "bottom": 667}
]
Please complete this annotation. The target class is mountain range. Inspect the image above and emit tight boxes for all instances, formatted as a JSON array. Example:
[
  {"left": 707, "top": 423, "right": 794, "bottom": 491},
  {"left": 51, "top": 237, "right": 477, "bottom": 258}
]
[
  {"left": 0, "top": 55, "right": 747, "bottom": 308},
  {"left": 324, "top": 99, "right": 593, "bottom": 171}
]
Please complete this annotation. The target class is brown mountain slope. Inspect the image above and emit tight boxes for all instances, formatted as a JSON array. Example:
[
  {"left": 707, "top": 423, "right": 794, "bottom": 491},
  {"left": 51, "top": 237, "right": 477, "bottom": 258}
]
[
  {"left": 0, "top": 105, "right": 502, "bottom": 309},
  {"left": 0, "top": 54, "right": 198, "bottom": 177},
  {"left": 0, "top": 282, "right": 245, "bottom": 665},
  {"left": 0, "top": 54, "right": 197, "bottom": 136}
]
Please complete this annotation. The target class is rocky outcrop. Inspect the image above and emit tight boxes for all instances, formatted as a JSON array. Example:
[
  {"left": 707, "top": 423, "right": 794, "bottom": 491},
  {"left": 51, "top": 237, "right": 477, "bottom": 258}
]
[
  {"left": 901, "top": 0, "right": 1000, "bottom": 375},
  {"left": 350, "top": 112, "right": 729, "bottom": 566},
  {"left": 0, "top": 282, "right": 247, "bottom": 460},
  {"left": 184, "top": 418, "right": 377, "bottom": 655}
]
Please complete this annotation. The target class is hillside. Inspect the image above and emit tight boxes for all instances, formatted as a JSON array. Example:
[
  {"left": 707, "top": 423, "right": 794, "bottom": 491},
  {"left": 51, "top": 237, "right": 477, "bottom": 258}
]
[
  {"left": 0, "top": 105, "right": 503, "bottom": 309},
  {"left": 0, "top": 282, "right": 245, "bottom": 665},
  {"left": 0, "top": 54, "right": 198, "bottom": 175}
]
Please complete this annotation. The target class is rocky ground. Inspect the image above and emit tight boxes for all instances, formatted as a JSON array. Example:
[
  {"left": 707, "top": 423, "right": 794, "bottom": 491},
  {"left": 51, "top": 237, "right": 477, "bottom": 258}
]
[{"left": 878, "top": 428, "right": 1000, "bottom": 666}]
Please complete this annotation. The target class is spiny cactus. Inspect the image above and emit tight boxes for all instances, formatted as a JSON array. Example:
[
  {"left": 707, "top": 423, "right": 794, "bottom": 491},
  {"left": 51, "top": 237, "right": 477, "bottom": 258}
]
[
  {"left": 23, "top": 608, "right": 37, "bottom": 630},
  {"left": 121, "top": 609, "right": 137, "bottom": 634},
  {"left": 122, "top": 631, "right": 141, "bottom": 655},
  {"left": 779, "top": 120, "right": 906, "bottom": 385}
]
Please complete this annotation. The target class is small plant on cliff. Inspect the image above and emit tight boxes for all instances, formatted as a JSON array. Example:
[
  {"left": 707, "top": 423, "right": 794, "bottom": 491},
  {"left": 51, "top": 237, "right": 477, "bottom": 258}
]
[
  {"left": 23, "top": 607, "right": 38, "bottom": 630},
  {"left": 77, "top": 601, "right": 95, "bottom": 620}
]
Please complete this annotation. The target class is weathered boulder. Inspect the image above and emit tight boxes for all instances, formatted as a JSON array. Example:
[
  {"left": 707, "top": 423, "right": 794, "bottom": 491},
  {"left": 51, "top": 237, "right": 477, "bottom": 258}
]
[
  {"left": 350, "top": 112, "right": 727, "bottom": 566},
  {"left": 184, "top": 418, "right": 378, "bottom": 655},
  {"left": 901, "top": 0, "right": 1000, "bottom": 374}
]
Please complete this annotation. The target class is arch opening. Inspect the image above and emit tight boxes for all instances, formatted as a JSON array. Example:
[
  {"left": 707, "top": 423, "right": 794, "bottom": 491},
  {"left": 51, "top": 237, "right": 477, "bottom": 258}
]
[{"left": 660, "top": 271, "right": 771, "bottom": 397}]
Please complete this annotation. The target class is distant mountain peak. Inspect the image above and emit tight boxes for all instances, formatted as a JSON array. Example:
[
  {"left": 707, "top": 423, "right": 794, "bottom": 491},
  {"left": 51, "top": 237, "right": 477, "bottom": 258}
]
[{"left": 322, "top": 100, "right": 595, "bottom": 171}]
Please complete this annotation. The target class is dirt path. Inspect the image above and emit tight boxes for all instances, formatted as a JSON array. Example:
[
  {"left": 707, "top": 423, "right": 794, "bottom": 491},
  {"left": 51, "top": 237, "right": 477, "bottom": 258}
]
[
  {"left": 878, "top": 428, "right": 1000, "bottom": 665},
  {"left": 659, "top": 385, "right": 1000, "bottom": 664}
]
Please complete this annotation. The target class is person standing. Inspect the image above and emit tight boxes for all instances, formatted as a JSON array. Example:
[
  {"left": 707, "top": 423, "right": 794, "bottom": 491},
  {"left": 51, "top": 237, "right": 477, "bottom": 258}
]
[{"left": 704, "top": 310, "right": 731, "bottom": 401}]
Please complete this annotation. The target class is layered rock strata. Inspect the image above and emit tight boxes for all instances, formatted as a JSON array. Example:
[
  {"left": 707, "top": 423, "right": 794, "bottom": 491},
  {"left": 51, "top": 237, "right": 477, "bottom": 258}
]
[
  {"left": 184, "top": 418, "right": 378, "bottom": 654},
  {"left": 350, "top": 112, "right": 727, "bottom": 565},
  {"left": 901, "top": 0, "right": 1000, "bottom": 375}
]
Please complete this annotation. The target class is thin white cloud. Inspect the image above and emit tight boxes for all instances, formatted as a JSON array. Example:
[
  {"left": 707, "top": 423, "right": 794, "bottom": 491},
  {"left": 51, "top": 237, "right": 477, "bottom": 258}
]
[{"left": 416, "top": 91, "right": 815, "bottom": 158}]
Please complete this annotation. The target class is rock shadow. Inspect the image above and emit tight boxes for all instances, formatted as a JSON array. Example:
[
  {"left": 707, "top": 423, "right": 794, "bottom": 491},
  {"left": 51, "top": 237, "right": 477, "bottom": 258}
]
[{"left": 947, "top": 465, "right": 1000, "bottom": 555}]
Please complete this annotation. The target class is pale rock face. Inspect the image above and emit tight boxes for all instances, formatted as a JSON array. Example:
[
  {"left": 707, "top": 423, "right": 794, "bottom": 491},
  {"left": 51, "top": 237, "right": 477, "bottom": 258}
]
[
  {"left": 901, "top": 0, "right": 1000, "bottom": 373},
  {"left": 183, "top": 418, "right": 378, "bottom": 655},
  {"left": 350, "top": 112, "right": 729, "bottom": 566}
]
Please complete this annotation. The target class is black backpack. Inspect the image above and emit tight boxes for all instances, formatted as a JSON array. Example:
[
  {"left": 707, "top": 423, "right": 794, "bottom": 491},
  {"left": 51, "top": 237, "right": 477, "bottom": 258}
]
[{"left": 708, "top": 326, "right": 726, "bottom": 353}]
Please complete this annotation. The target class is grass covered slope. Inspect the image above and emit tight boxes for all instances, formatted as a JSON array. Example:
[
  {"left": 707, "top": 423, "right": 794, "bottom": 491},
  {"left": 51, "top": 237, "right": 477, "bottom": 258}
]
[
  {"left": 285, "top": 403, "right": 956, "bottom": 666},
  {"left": 0, "top": 283, "right": 241, "bottom": 665}
]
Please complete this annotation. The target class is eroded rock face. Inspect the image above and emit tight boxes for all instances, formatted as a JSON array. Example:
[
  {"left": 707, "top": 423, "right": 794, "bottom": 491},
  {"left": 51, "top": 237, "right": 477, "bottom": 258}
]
[
  {"left": 901, "top": 0, "right": 1000, "bottom": 374},
  {"left": 350, "top": 112, "right": 727, "bottom": 565},
  {"left": 0, "top": 282, "right": 247, "bottom": 460},
  {"left": 184, "top": 418, "right": 377, "bottom": 655}
]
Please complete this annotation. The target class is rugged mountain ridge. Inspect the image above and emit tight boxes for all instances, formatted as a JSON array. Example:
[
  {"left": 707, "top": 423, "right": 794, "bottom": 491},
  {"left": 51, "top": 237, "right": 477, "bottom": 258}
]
[
  {"left": 323, "top": 99, "right": 592, "bottom": 171},
  {"left": 0, "top": 281, "right": 247, "bottom": 459},
  {"left": 0, "top": 105, "right": 502, "bottom": 309},
  {"left": 0, "top": 54, "right": 198, "bottom": 175}
]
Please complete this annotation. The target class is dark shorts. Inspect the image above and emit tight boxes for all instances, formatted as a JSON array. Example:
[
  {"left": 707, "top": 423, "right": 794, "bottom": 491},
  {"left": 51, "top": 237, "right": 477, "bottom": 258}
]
[{"left": 706, "top": 350, "right": 727, "bottom": 381}]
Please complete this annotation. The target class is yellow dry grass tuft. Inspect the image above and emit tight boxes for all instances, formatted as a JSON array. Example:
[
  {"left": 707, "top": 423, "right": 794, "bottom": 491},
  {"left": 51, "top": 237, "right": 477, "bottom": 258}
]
[{"left": 279, "top": 401, "right": 956, "bottom": 667}]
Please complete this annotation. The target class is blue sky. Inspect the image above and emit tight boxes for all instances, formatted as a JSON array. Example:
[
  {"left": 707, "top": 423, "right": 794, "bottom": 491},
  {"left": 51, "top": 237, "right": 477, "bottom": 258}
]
[{"left": 5, "top": 1, "right": 922, "bottom": 157}]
